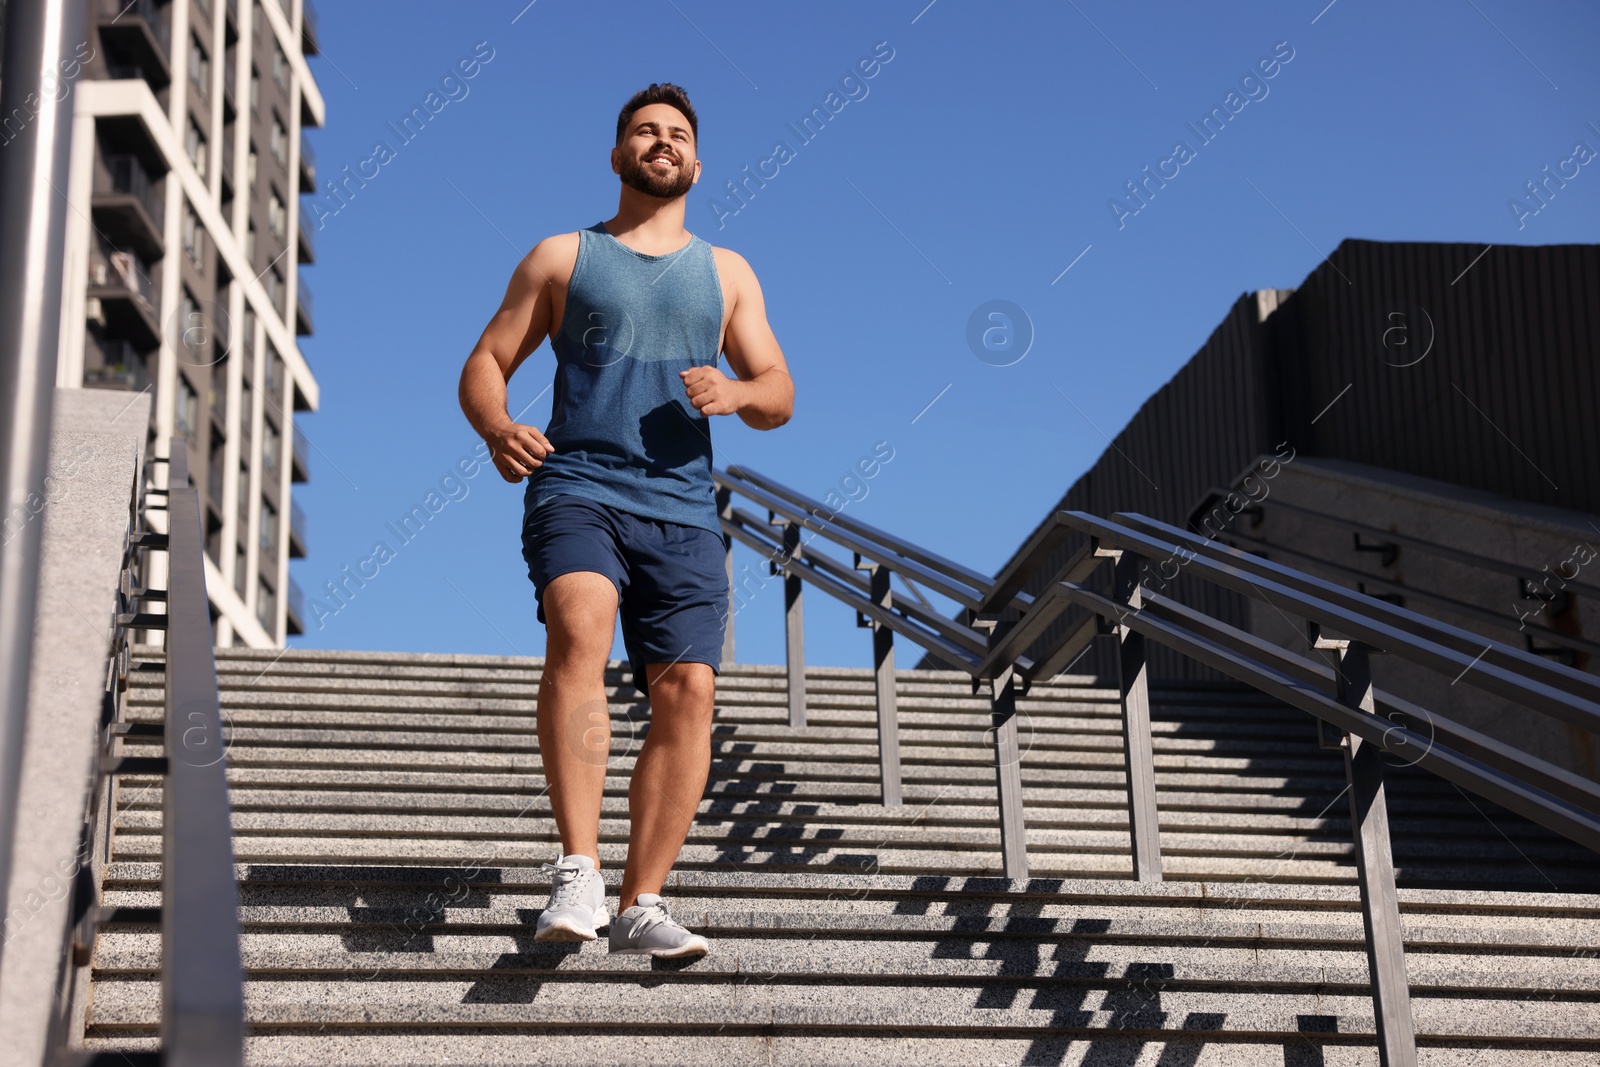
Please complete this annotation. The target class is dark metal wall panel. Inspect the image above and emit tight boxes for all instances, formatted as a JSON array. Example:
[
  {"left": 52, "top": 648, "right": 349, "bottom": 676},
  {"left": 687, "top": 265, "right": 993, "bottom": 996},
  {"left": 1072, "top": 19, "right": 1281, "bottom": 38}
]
[{"left": 1282, "top": 240, "right": 1599, "bottom": 514}]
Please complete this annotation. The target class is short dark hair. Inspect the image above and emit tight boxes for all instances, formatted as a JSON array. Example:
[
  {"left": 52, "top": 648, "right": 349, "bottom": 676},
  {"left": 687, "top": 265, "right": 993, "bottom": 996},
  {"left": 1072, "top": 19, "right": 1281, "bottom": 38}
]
[{"left": 615, "top": 83, "right": 698, "bottom": 148}]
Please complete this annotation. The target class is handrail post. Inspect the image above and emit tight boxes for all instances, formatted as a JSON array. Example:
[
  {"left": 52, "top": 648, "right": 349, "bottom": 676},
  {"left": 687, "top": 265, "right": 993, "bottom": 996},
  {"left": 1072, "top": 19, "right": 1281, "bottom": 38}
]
[
  {"left": 769, "top": 516, "right": 806, "bottom": 729},
  {"left": 1331, "top": 639, "right": 1417, "bottom": 1067},
  {"left": 1112, "top": 551, "right": 1163, "bottom": 882},
  {"left": 855, "top": 557, "right": 901, "bottom": 806},
  {"left": 986, "top": 665, "right": 1030, "bottom": 880},
  {"left": 717, "top": 486, "right": 735, "bottom": 665},
  {"left": 973, "top": 607, "right": 1029, "bottom": 880}
]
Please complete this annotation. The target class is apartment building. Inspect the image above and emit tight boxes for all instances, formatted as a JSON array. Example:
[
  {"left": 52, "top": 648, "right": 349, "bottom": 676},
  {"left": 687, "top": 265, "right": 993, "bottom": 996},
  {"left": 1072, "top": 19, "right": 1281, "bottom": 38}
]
[{"left": 54, "top": 0, "right": 322, "bottom": 646}]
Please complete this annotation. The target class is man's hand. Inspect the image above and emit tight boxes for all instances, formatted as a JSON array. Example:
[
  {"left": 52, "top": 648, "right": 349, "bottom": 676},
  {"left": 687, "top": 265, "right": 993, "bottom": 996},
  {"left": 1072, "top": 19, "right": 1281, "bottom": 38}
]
[
  {"left": 485, "top": 420, "right": 556, "bottom": 482},
  {"left": 680, "top": 365, "right": 745, "bottom": 417}
]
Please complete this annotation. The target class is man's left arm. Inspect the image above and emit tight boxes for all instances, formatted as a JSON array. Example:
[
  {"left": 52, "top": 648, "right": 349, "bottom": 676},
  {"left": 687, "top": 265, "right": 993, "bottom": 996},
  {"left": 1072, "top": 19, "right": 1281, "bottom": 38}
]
[{"left": 681, "top": 252, "right": 793, "bottom": 430}]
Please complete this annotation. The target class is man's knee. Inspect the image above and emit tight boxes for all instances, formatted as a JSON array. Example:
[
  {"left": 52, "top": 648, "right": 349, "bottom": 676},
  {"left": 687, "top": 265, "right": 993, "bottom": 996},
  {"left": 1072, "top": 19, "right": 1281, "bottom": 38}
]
[
  {"left": 544, "top": 571, "right": 618, "bottom": 663},
  {"left": 644, "top": 661, "right": 716, "bottom": 724}
]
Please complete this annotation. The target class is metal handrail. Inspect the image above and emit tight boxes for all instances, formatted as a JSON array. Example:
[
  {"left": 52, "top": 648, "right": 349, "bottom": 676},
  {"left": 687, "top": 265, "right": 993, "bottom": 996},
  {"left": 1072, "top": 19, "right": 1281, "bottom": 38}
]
[
  {"left": 1188, "top": 458, "right": 1600, "bottom": 664},
  {"left": 715, "top": 466, "right": 1600, "bottom": 839},
  {"left": 72, "top": 440, "right": 245, "bottom": 1066},
  {"left": 160, "top": 443, "right": 246, "bottom": 1065},
  {"left": 1072, "top": 512, "right": 1600, "bottom": 731},
  {"left": 720, "top": 465, "right": 995, "bottom": 611},
  {"left": 1188, "top": 464, "right": 1600, "bottom": 602},
  {"left": 713, "top": 464, "right": 1600, "bottom": 1067},
  {"left": 1119, "top": 511, "right": 1600, "bottom": 707}
]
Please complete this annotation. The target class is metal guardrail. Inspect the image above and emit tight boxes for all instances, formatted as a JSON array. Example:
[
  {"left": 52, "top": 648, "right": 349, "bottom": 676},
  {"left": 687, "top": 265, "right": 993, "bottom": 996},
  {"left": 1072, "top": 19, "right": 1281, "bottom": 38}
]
[
  {"left": 70, "top": 439, "right": 245, "bottom": 1067},
  {"left": 103, "top": 154, "right": 164, "bottom": 230},
  {"left": 713, "top": 463, "right": 1600, "bottom": 1067},
  {"left": 101, "top": 0, "right": 170, "bottom": 52},
  {"left": 1188, "top": 466, "right": 1600, "bottom": 665}
]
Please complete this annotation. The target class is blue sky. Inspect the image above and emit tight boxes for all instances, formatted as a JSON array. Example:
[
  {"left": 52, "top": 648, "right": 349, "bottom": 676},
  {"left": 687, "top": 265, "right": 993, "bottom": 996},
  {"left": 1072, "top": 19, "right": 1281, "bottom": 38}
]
[{"left": 290, "top": 0, "right": 1600, "bottom": 668}]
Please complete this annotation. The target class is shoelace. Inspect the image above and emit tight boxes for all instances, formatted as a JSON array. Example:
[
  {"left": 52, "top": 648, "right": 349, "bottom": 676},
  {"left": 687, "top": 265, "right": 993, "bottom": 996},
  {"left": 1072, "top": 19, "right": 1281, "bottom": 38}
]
[
  {"left": 541, "top": 861, "right": 584, "bottom": 908},
  {"left": 625, "top": 899, "right": 678, "bottom": 941}
]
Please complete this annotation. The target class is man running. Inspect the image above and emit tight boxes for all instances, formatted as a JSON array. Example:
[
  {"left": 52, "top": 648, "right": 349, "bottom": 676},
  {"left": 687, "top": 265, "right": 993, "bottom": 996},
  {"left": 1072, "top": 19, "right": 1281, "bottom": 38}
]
[{"left": 458, "top": 83, "right": 794, "bottom": 958}]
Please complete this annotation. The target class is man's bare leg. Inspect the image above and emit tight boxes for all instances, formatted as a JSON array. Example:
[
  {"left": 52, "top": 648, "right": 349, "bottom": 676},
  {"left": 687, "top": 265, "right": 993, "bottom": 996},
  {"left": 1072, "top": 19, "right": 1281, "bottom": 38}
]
[
  {"left": 536, "top": 570, "right": 620, "bottom": 866},
  {"left": 618, "top": 660, "right": 715, "bottom": 911}
]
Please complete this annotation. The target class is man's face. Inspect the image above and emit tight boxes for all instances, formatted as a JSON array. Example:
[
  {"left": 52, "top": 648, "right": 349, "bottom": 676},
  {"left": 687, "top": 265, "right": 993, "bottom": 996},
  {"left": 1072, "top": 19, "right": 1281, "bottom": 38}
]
[{"left": 614, "top": 102, "right": 699, "bottom": 200}]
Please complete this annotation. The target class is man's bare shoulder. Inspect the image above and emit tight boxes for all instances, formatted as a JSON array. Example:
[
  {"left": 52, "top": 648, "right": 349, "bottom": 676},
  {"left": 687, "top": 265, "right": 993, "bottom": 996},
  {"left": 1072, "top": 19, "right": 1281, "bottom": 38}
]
[
  {"left": 708, "top": 244, "right": 758, "bottom": 287},
  {"left": 521, "top": 231, "right": 582, "bottom": 284}
]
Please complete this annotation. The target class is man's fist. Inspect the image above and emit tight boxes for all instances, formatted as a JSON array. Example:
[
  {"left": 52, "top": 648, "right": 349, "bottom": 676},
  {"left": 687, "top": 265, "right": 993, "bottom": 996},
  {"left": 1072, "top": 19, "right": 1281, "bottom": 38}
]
[
  {"left": 485, "top": 421, "right": 556, "bottom": 482},
  {"left": 680, "top": 365, "right": 745, "bottom": 417}
]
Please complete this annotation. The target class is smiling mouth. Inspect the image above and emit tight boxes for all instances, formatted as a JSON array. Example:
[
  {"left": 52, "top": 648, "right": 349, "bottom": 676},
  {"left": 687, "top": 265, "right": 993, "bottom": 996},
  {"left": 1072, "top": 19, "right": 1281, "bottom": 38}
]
[{"left": 645, "top": 154, "right": 675, "bottom": 168}]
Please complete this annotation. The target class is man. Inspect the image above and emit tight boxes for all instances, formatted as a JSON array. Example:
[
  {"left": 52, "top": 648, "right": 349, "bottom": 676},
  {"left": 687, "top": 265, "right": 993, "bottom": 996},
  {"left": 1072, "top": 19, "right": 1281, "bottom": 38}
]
[{"left": 457, "top": 83, "right": 794, "bottom": 958}]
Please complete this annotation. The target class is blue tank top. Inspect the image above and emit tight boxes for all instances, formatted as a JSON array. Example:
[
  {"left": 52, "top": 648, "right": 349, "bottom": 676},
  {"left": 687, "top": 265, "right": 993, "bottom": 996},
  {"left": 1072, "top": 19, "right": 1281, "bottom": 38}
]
[{"left": 524, "top": 221, "right": 726, "bottom": 535}]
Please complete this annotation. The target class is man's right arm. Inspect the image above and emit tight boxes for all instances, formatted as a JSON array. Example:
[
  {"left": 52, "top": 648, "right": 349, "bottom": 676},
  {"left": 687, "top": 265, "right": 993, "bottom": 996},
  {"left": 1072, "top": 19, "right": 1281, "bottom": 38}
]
[{"left": 459, "top": 237, "right": 566, "bottom": 482}]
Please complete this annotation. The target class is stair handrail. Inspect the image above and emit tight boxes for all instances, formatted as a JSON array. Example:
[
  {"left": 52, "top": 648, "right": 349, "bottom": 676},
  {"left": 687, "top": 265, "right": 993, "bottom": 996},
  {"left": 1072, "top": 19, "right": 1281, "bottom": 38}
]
[
  {"left": 714, "top": 464, "right": 1600, "bottom": 1067},
  {"left": 70, "top": 439, "right": 245, "bottom": 1066},
  {"left": 1187, "top": 454, "right": 1600, "bottom": 674},
  {"left": 157, "top": 442, "right": 246, "bottom": 1065}
]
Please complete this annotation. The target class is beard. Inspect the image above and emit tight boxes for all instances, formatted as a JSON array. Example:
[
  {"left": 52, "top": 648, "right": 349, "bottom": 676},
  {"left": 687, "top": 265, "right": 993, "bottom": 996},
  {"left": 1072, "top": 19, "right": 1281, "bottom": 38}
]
[{"left": 618, "top": 146, "right": 696, "bottom": 200}]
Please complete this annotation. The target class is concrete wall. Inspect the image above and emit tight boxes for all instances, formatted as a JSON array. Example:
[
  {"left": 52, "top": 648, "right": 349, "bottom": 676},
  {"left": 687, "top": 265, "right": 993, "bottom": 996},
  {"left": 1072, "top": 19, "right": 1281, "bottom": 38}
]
[
  {"left": 0, "top": 388, "right": 149, "bottom": 1066},
  {"left": 1244, "top": 458, "right": 1600, "bottom": 780}
]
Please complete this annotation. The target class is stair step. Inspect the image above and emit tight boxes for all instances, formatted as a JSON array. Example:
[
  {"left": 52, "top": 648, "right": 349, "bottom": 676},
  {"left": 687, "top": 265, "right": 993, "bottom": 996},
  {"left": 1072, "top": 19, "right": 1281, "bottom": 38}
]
[
  {"left": 98, "top": 650, "right": 1600, "bottom": 1059},
  {"left": 81, "top": 980, "right": 1600, "bottom": 1041}
]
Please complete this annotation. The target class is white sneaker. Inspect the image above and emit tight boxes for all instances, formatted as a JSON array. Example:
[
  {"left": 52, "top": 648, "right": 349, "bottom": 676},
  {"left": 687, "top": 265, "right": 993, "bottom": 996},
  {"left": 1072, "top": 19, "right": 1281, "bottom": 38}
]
[
  {"left": 608, "top": 893, "right": 710, "bottom": 958},
  {"left": 534, "top": 854, "right": 608, "bottom": 941}
]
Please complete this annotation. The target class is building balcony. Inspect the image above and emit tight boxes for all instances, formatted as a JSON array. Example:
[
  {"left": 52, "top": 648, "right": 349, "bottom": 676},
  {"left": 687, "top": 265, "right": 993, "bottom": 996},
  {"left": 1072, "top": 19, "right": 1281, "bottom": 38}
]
[
  {"left": 288, "top": 497, "right": 306, "bottom": 558},
  {"left": 297, "top": 218, "right": 315, "bottom": 265},
  {"left": 92, "top": 154, "right": 165, "bottom": 262},
  {"left": 295, "top": 278, "right": 313, "bottom": 335},
  {"left": 298, "top": 134, "right": 316, "bottom": 194},
  {"left": 83, "top": 338, "right": 152, "bottom": 393},
  {"left": 291, "top": 424, "right": 310, "bottom": 482},
  {"left": 286, "top": 576, "right": 305, "bottom": 636},
  {"left": 98, "top": 0, "right": 171, "bottom": 88},
  {"left": 86, "top": 245, "right": 161, "bottom": 351},
  {"left": 222, "top": 57, "right": 238, "bottom": 120},
  {"left": 301, "top": 0, "right": 321, "bottom": 56}
]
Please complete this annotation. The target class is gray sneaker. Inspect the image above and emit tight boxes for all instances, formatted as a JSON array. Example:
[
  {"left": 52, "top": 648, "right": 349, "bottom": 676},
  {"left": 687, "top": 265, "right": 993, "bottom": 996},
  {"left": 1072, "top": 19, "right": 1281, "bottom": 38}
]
[
  {"left": 608, "top": 893, "right": 710, "bottom": 958},
  {"left": 534, "top": 854, "right": 608, "bottom": 942}
]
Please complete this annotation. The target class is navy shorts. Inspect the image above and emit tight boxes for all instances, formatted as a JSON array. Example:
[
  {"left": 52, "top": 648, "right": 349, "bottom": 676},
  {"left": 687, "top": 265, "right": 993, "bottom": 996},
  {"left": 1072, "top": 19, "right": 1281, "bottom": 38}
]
[{"left": 521, "top": 492, "right": 729, "bottom": 698}]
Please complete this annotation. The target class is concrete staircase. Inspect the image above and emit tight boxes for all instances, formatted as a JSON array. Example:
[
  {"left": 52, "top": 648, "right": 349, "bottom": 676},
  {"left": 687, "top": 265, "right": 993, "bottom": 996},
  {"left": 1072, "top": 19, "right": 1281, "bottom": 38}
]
[{"left": 83, "top": 649, "right": 1600, "bottom": 1065}]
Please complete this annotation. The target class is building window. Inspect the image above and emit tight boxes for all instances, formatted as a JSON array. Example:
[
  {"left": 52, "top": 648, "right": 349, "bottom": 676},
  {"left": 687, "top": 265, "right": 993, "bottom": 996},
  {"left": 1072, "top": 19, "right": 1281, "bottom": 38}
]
[
  {"left": 256, "top": 578, "right": 276, "bottom": 632},
  {"left": 179, "top": 288, "right": 210, "bottom": 365},
  {"left": 268, "top": 190, "right": 285, "bottom": 240},
  {"left": 270, "top": 116, "right": 286, "bottom": 166},
  {"left": 176, "top": 376, "right": 200, "bottom": 439},
  {"left": 183, "top": 202, "right": 205, "bottom": 267},
  {"left": 265, "top": 266, "right": 282, "bottom": 313},
  {"left": 240, "top": 378, "right": 253, "bottom": 450},
  {"left": 211, "top": 356, "right": 228, "bottom": 418},
  {"left": 245, "top": 221, "right": 256, "bottom": 264},
  {"left": 247, "top": 143, "right": 258, "bottom": 186},
  {"left": 207, "top": 433, "right": 227, "bottom": 520},
  {"left": 234, "top": 540, "right": 250, "bottom": 599},
  {"left": 242, "top": 306, "right": 257, "bottom": 361},
  {"left": 186, "top": 120, "right": 208, "bottom": 179},
  {"left": 189, "top": 34, "right": 209, "bottom": 96},
  {"left": 260, "top": 499, "right": 278, "bottom": 556},
  {"left": 249, "top": 65, "right": 259, "bottom": 112},
  {"left": 237, "top": 459, "right": 251, "bottom": 528},
  {"left": 264, "top": 343, "right": 281, "bottom": 398},
  {"left": 272, "top": 41, "right": 288, "bottom": 92},
  {"left": 262, "top": 419, "right": 280, "bottom": 478}
]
